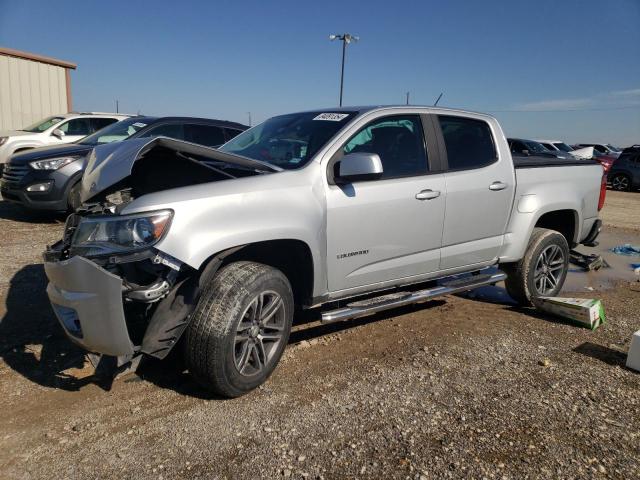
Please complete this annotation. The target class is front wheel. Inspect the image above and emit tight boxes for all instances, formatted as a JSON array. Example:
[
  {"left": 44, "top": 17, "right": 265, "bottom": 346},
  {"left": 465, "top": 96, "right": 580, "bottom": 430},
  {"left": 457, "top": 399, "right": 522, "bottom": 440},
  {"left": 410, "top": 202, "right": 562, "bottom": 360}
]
[
  {"left": 503, "top": 228, "right": 569, "bottom": 306},
  {"left": 185, "top": 261, "right": 293, "bottom": 398}
]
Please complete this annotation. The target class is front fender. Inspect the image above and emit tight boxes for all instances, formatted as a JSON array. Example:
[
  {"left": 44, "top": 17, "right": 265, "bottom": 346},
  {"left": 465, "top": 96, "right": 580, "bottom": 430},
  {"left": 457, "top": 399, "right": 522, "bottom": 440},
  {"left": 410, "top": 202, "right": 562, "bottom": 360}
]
[{"left": 121, "top": 166, "right": 328, "bottom": 297}]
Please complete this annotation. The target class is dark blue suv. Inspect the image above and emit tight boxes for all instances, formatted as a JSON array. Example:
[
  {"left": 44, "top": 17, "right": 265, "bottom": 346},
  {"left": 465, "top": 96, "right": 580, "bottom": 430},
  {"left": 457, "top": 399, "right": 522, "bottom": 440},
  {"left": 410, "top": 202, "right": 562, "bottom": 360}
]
[
  {"left": 609, "top": 148, "right": 640, "bottom": 191},
  {"left": 0, "top": 116, "right": 247, "bottom": 211}
]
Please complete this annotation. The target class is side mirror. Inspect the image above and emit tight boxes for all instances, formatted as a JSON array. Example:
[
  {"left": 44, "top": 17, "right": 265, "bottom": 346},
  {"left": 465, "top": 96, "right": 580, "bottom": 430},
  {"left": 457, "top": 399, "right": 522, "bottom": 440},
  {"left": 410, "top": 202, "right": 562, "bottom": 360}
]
[
  {"left": 51, "top": 128, "right": 65, "bottom": 139},
  {"left": 337, "top": 152, "right": 383, "bottom": 182}
]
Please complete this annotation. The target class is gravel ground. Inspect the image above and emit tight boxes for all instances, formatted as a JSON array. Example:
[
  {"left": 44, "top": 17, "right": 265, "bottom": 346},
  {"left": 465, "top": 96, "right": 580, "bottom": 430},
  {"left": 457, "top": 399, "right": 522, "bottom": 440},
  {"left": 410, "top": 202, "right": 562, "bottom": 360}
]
[
  {"left": 600, "top": 190, "right": 640, "bottom": 232},
  {"left": 0, "top": 193, "right": 639, "bottom": 480}
]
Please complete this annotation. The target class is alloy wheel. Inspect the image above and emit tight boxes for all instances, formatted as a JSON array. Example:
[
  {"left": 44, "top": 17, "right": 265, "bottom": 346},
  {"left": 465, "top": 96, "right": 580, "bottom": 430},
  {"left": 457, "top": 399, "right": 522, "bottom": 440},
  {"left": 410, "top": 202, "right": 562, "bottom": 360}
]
[
  {"left": 234, "top": 291, "right": 286, "bottom": 376},
  {"left": 533, "top": 244, "right": 565, "bottom": 296},
  {"left": 612, "top": 175, "right": 629, "bottom": 191}
]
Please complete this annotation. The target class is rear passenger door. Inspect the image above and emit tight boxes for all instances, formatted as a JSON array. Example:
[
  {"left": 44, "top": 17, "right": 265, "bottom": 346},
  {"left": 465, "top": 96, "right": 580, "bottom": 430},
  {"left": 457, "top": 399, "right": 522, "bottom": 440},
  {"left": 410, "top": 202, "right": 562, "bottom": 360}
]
[{"left": 436, "top": 115, "right": 515, "bottom": 270}]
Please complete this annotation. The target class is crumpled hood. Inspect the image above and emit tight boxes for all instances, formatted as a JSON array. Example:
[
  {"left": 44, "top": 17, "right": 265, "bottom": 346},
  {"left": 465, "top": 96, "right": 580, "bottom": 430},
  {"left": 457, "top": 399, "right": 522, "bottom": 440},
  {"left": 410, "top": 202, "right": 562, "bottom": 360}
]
[{"left": 81, "top": 136, "right": 280, "bottom": 202}]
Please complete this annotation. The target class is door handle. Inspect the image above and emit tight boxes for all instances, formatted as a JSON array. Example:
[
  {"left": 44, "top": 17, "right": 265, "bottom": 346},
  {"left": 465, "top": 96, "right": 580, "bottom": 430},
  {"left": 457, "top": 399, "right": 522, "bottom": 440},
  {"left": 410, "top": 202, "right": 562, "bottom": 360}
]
[
  {"left": 489, "top": 181, "right": 508, "bottom": 191},
  {"left": 415, "top": 189, "right": 441, "bottom": 200}
]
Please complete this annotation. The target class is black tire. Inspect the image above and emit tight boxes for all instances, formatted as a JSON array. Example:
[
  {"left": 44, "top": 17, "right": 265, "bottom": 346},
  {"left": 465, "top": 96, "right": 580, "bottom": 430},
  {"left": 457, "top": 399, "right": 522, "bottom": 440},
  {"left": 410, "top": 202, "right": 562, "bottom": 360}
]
[
  {"left": 67, "top": 181, "right": 82, "bottom": 212},
  {"left": 610, "top": 173, "right": 631, "bottom": 192},
  {"left": 185, "top": 261, "right": 294, "bottom": 398},
  {"left": 503, "top": 228, "right": 569, "bottom": 307}
]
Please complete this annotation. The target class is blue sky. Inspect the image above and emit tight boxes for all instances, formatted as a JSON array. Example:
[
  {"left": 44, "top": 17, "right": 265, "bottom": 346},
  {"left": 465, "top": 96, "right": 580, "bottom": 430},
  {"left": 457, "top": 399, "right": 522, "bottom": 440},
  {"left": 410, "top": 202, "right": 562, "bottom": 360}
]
[{"left": 1, "top": 0, "right": 639, "bottom": 145}]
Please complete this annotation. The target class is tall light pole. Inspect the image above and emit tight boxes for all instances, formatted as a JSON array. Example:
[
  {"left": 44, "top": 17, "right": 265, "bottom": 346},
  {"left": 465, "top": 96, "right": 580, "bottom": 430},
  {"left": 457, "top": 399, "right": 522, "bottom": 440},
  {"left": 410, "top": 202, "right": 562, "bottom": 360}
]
[{"left": 329, "top": 33, "right": 359, "bottom": 107}]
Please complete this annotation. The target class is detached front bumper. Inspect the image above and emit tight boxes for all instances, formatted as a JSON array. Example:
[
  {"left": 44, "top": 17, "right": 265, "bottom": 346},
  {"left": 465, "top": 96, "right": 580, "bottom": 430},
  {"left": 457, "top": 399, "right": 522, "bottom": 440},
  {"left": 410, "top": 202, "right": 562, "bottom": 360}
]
[{"left": 44, "top": 255, "right": 135, "bottom": 357}]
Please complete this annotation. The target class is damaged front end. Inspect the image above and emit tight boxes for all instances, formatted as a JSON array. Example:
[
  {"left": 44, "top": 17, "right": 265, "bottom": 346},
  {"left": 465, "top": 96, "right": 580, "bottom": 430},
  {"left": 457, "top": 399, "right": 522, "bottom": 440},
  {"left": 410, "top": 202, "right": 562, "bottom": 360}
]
[
  {"left": 43, "top": 137, "right": 275, "bottom": 372},
  {"left": 44, "top": 207, "right": 196, "bottom": 364}
]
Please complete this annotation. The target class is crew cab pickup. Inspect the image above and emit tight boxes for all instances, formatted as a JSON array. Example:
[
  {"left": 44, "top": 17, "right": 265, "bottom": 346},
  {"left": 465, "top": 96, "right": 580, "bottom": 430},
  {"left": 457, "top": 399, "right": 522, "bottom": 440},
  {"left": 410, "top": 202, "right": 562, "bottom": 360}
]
[{"left": 43, "top": 106, "right": 606, "bottom": 397}]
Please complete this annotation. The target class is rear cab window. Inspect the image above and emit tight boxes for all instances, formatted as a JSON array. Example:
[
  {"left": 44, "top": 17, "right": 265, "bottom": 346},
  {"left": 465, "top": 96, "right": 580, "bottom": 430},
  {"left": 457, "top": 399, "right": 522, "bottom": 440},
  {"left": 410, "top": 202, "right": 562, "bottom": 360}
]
[{"left": 438, "top": 115, "right": 497, "bottom": 170}]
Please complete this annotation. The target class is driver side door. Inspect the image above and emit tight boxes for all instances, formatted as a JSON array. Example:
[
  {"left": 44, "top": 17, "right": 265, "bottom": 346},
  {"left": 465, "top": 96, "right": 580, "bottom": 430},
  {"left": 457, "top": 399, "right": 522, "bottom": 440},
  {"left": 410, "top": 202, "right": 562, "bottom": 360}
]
[
  {"left": 54, "top": 118, "right": 93, "bottom": 143},
  {"left": 325, "top": 114, "right": 446, "bottom": 294}
]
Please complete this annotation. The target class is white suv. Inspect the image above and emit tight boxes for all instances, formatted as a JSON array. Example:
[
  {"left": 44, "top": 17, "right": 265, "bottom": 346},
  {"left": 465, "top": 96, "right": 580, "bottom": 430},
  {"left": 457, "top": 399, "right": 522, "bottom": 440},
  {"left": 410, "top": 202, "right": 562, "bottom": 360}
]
[{"left": 0, "top": 112, "right": 130, "bottom": 167}]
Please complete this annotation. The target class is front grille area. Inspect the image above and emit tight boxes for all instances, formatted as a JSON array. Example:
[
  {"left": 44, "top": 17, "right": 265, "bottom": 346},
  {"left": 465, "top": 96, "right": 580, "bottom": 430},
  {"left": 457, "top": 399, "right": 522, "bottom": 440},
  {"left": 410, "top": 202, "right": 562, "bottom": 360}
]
[{"left": 1, "top": 162, "right": 30, "bottom": 185}]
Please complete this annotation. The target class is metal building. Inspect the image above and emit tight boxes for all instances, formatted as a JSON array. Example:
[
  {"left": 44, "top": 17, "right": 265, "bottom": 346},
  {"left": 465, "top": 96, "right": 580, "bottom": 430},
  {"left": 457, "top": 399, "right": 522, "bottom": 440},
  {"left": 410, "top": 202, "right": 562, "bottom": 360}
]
[{"left": 0, "top": 47, "right": 77, "bottom": 131}]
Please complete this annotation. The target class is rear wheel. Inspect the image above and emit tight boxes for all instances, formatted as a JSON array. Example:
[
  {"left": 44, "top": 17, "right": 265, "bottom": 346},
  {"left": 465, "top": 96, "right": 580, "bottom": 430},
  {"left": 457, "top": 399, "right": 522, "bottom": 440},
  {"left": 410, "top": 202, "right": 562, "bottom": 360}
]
[
  {"left": 610, "top": 173, "right": 631, "bottom": 191},
  {"left": 185, "top": 261, "right": 293, "bottom": 398},
  {"left": 503, "top": 228, "right": 569, "bottom": 306}
]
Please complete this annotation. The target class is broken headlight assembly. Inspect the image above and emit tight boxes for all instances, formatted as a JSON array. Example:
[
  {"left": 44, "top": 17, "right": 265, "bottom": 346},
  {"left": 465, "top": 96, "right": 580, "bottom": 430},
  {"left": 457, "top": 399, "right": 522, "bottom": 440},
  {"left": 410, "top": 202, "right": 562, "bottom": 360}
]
[{"left": 70, "top": 209, "right": 173, "bottom": 257}]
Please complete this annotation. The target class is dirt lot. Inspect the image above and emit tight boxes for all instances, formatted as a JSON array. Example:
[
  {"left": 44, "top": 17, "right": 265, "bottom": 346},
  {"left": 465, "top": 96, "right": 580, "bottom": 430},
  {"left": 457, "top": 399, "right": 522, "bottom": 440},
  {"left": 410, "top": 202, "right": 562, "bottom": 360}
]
[
  {"left": 600, "top": 190, "right": 640, "bottom": 232},
  {"left": 1, "top": 192, "right": 639, "bottom": 479}
]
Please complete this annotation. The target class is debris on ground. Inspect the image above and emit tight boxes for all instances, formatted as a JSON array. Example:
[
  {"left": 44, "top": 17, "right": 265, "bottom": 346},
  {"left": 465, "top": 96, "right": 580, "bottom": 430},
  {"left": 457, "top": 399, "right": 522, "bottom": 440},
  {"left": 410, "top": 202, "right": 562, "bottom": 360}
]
[
  {"left": 569, "top": 250, "right": 609, "bottom": 271},
  {"left": 535, "top": 297, "right": 606, "bottom": 330},
  {"left": 610, "top": 244, "right": 640, "bottom": 256},
  {"left": 626, "top": 330, "right": 640, "bottom": 372}
]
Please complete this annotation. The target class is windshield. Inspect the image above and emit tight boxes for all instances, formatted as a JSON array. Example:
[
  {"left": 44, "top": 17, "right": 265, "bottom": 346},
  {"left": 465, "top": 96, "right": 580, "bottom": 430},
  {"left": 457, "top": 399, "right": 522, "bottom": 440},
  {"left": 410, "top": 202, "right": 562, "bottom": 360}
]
[
  {"left": 218, "top": 111, "right": 357, "bottom": 169},
  {"left": 79, "top": 117, "right": 151, "bottom": 145},
  {"left": 523, "top": 140, "right": 549, "bottom": 153},
  {"left": 553, "top": 142, "right": 574, "bottom": 152},
  {"left": 21, "top": 116, "right": 65, "bottom": 132},
  {"left": 606, "top": 144, "right": 621, "bottom": 152}
]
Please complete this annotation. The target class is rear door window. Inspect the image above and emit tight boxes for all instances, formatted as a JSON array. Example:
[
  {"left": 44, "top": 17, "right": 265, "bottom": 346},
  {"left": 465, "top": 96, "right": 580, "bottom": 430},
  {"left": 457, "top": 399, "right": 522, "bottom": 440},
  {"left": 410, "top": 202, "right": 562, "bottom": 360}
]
[
  {"left": 140, "top": 123, "right": 185, "bottom": 140},
  {"left": 58, "top": 118, "right": 92, "bottom": 136},
  {"left": 90, "top": 118, "right": 118, "bottom": 133},
  {"left": 341, "top": 115, "right": 428, "bottom": 179},
  {"left": 438, "top": 116, "right": 496, "bottom": 170},
  {"left": 184, "top": 124, "right": 226, "bottom": 147}
]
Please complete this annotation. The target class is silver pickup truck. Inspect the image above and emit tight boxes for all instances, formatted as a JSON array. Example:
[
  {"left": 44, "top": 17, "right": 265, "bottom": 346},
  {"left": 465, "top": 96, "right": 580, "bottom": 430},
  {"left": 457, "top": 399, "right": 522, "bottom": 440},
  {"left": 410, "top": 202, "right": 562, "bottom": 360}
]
[{"left": 43, "top": 106, "right": 606, "bottom": 397}]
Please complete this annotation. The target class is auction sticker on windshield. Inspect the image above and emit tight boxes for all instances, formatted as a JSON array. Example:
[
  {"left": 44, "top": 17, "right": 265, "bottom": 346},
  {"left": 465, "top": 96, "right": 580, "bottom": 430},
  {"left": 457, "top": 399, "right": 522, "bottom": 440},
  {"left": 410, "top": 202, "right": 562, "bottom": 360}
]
[{"left": 313, "top": 113, "right": 350, "bottom": 121}]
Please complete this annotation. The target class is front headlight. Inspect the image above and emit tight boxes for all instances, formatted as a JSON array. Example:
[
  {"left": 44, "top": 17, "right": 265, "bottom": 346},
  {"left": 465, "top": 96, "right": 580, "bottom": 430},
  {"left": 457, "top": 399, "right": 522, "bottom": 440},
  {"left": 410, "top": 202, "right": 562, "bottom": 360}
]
[
  {"left": 71, "top": 210, "right": 173, "bottom": 256},
  {"left": 0, "top": 137, "right": 8, "bottom": 146},
  {"left": 30, "top": 156, "right": 79, "bottom": 170}
]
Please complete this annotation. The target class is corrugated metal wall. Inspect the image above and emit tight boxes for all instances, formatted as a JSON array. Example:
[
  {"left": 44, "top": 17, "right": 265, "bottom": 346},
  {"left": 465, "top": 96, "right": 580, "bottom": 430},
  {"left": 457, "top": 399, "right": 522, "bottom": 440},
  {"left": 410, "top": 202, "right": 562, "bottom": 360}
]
[{"left": 0, "top": 54, "right": 69, "bottom": 131}]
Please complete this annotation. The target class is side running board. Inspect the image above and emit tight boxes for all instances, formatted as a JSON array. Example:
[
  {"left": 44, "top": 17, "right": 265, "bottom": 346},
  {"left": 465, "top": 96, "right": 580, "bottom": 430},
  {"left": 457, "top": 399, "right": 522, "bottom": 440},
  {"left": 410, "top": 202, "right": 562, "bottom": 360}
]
[{"left": 321, "top": 271, "right": 507, "bottom": 324}]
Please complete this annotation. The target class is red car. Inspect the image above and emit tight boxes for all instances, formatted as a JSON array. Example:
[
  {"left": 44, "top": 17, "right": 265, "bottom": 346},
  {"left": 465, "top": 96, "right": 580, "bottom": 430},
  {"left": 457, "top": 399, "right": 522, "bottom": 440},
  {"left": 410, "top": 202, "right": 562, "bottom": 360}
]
[{"left": 591, "top": 149, "right": 616, "bottom": 174}]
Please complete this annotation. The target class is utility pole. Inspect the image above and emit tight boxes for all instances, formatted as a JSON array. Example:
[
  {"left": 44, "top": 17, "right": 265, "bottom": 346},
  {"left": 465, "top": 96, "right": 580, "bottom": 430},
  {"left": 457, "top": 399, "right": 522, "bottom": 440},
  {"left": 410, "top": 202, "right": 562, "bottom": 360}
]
[
  {"left": 115, "top": 99, "right": 119, "bottom": 113},
  {"left": 329, "top": 33, "right": 359, "bottom": 107},
  {"left": 247, "top": 112, "right": 252, "bottom": 126},
  {"left": 405, "top": 92, "right": 410, "bottom": 105}
]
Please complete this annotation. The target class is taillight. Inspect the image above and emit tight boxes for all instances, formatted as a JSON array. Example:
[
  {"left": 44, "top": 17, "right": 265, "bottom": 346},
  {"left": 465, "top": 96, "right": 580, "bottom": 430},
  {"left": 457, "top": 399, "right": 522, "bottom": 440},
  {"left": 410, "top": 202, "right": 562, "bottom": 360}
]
[{"left": 598, "top": 173, "right": 607, "bottom": 211}]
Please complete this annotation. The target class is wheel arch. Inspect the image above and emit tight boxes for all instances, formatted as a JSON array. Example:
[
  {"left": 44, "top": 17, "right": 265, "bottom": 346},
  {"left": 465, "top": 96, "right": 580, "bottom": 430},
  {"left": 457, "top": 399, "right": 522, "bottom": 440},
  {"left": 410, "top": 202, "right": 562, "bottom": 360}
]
[
  {"left": 200, "top": 239, "right": 315, "bottom": 308},
  {"left": 534, "top": 209, "right": 579, "bottom": 247}
]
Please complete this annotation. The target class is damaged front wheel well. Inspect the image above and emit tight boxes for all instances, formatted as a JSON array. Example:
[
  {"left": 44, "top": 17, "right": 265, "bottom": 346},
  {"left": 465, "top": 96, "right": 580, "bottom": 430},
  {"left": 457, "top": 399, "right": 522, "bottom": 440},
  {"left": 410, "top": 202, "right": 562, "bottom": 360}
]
[{"left": 214, "top": 240, "right": 315, "bottom": 308}]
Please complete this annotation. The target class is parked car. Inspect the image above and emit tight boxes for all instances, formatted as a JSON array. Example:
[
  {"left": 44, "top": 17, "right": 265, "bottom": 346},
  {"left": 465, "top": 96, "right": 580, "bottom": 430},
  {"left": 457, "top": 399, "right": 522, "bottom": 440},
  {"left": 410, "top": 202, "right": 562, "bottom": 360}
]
[
  {"left": 535, "top": 140, "right": 594, "bottom": 160},
  {"left": 0, "top": 116, "right": 247, "bottom": 211},
  {"left": 0, "top": 112, "right": 129, "bottom": 170},
  {"left": 620, "top": 144, "right": 640, "bottom": 156},
  {"left": 608, "top": 148, "right": 640, "bottom": 191},
  {"left": 43, "top": 106, "right": 605, "bottom": 397},
  {"left": 590, "top": 149, "right": 617, "bottom": 174},
  {"left": 574, "top": 143, "right": 622, "bottom": 158},
  {"left": 507, "top": 138, "right": 572, "bottom": 159}
]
